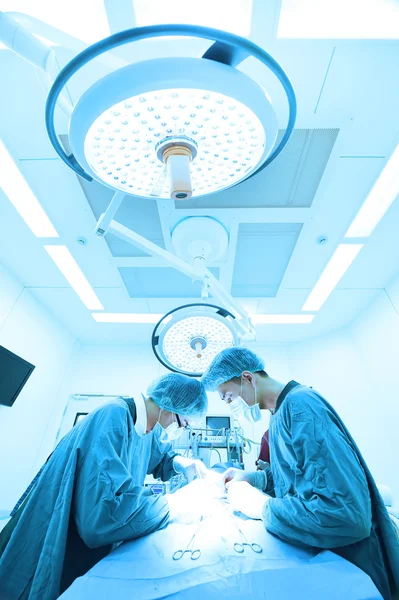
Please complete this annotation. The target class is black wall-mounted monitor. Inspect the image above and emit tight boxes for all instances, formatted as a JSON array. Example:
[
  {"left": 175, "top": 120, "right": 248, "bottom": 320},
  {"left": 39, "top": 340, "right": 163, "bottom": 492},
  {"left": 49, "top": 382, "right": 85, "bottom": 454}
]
[{"left": 0, "top": 345, "right": 35, "bottom": 407}]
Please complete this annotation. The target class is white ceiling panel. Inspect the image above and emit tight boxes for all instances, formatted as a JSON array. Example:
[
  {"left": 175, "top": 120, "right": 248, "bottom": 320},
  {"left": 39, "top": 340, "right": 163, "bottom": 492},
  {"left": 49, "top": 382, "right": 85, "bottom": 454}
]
[
  {"left": 1, "top": 1, "right": 110, "bottom": 44},
  {"left": 255, "top": 288, "right": 380, "bottom": 343},
  {"left": 238, "top": 42, "right": 337, "bottom": 128},
  {"left": 309, "top": 44, "right": 399, "bottom": 129},
  {"left": 280, "top": 155, "right": 390, "bottom": 289},
  {"left": 0, "top": 192, "right": 67, "bottom": 287},
  {"left": 339, "top": 197, "right": 399, "bottom": 289},
  {"left": 0, "top": 4, "right": 398, "bottom": 345},
  {"left": 29, "top": 287, "right": 154, "bottom": 341},
  {"left": 133, "top": 0, "right": 253, "bottom": 37},
  {"left": 278, "top": 0, "right": 399, "bottom": 40},
  {"left": 257, "top": 289, "right": 312, "bottom": 313}
]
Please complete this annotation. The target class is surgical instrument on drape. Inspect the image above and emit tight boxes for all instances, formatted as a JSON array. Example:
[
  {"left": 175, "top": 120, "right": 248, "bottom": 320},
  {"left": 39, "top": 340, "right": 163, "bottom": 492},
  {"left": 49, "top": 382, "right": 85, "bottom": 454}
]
[{"left": 172, "top": 517, "right": 204, "bottom": 560}]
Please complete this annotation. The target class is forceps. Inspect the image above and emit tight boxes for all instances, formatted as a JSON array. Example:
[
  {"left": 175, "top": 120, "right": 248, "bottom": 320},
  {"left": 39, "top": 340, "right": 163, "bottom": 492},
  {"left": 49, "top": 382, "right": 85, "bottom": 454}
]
[
  {"left": 233, "top": 516, "right": 262, "bottom": 554},
  {"left": 218, "top": 498, "right": 263, "bottom": 555},
  {"left": 173, "top": 518, "right": 203, "bottom": 561},
  {"left": 234, "top": 534, "right": 263, "bottom": 554}
]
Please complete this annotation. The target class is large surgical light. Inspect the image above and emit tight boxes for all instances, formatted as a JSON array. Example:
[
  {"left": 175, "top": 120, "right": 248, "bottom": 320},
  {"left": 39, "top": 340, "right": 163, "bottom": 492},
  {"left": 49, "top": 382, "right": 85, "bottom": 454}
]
[
  {"left": 46, "top": 25, "right": 296, "bottom": 200},
  {"left": 152, "top": 303, "right": 239, "bottom": 376}
]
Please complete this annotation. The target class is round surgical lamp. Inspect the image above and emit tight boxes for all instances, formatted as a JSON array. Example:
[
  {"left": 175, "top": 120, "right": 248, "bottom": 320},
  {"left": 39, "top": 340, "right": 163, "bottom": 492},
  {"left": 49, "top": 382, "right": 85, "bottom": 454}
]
[
  {"left": 46, "top": 25, "right": 296, "bottom": 200},
  {"left": 152, "top": 303, "right": 238, "bottom": 377}
]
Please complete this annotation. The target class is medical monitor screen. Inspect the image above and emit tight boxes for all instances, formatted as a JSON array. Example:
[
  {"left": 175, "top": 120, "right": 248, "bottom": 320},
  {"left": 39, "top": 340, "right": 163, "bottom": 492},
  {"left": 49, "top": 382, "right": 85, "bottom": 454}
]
[
  {"left": 0, "top": 345, "right": 35, "bottom": 407},
  {"left": 206, "top": 415, "right": 231, "bottom": 434}
]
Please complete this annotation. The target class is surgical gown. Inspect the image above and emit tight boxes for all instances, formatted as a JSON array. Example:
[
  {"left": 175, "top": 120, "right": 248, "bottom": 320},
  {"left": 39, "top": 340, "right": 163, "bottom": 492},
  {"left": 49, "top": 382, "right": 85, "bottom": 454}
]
[
  {"left": 261, "top": 382, "right": 399, "bottom": 600},
  {"left": 0, "top": 397, "right": 178, "bottom": 599}
]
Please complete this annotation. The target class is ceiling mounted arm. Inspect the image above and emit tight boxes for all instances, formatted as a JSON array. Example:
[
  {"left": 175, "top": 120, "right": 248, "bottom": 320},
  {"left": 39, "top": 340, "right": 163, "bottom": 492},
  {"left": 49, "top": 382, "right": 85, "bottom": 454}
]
[{"left": 108, "top": 218, "right": 255, "bottom": 339}]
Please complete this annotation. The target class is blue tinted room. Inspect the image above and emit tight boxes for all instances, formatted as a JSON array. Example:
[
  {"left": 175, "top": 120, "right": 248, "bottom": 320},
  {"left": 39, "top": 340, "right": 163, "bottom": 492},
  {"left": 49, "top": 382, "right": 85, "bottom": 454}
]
[{"left": 0, "top": 2, "right": 398, "bottom": 599}]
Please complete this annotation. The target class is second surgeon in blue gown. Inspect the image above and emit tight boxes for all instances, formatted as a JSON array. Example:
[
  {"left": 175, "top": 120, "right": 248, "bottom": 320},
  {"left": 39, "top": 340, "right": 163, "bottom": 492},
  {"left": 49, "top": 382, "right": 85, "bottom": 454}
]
[
  {"left": 202, "top": 347, "right": 399, "bottom": 600},
  {"left": 0, "top": 373, "right": 208, "bottom": 600}
]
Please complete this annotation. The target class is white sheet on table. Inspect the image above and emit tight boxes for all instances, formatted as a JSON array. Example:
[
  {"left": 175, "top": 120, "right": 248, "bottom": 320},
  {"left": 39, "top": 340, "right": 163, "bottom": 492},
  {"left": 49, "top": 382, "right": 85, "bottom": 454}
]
[{"left": 60, "top": 514, "right": 382, "bottom": 600}]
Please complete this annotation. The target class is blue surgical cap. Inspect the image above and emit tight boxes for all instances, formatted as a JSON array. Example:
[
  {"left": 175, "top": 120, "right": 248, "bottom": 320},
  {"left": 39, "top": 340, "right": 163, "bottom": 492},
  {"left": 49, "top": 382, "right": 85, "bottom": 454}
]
[
  {"left": 201, "top": 347, "right": 265, "bottom": 392},
  {"left": 147, "top": 373, "right": 208, "bottom": 417}
]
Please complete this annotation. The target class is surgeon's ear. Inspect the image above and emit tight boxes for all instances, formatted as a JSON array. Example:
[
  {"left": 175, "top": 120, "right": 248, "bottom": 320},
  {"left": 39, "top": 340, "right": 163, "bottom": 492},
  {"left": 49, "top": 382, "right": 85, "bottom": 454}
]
[{"left": 242, "top": 371, "right": 256, "bottom": 387}]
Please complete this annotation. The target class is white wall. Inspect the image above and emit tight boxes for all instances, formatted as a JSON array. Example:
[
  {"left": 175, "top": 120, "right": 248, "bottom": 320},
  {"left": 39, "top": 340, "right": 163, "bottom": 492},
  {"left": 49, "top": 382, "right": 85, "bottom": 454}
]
[
  {"left": 348, "top": 275, "right": 399, "bottom": 501},
  {"left": 288, "top": 329, "right": 374, "bottom": 461},
  {"left": 0, "top": 263, "right": 76, "bottom": 510},
  {"left": 56, "top": 343, "right": 163, "bottom": 440}
]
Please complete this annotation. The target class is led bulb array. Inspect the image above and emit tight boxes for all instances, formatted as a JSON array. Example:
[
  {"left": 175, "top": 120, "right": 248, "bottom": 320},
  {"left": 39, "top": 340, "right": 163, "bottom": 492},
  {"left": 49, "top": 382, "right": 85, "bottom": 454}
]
[
  {"left": 84, "top": 88, "right": 266, "bottom": 198},
  {"left": 162, "top": 316, "right": 234, "bottom": 372}
]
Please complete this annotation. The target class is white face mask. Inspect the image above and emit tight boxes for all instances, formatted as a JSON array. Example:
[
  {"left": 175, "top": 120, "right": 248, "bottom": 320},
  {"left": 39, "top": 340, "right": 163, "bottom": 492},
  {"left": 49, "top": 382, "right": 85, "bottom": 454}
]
[
  {"left": 228, "top": 380, "right": 262, "bottom": 424},
  {"left": 156, "top": 411, "right": 185, "bottom": 443},
  {"left": 229, "top": 396, "right": 249, "bottom": 419},
  {"left": 245, "top": 400, "right": 262, "bottom": 423},
  {"left": 242, "top": 376, "right": 261, "bottom": 423}
]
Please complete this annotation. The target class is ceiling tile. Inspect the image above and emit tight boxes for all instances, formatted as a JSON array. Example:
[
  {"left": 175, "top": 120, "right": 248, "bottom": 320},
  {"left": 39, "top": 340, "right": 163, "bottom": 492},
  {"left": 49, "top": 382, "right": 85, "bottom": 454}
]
[
  {"left": 176, "top": 129, "right": 339, "bottom": 209},
  {"left": 232, "top": 223, "right": 302, "bottom": 297},
  {"left": 119, "top": 267, "right": 219, "bottom": 298}
]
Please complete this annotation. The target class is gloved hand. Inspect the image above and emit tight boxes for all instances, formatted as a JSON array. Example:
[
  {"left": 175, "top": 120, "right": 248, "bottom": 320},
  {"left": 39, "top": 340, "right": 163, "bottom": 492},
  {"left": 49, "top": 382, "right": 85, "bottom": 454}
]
[
  {"left": 166, "top": 479, "right": 214, "bottom": 524},
  {"left": 173, "top": 455, "right": 209, "bottom": 482},
  {"left": 222, "top": 467, "right": 267, "bottom": 491},
  {"left": 256, "top": 460, "right": 270, "bottom": 471},
  {"left": 227, "top": 481, "right": 269, "bottom": 520}
]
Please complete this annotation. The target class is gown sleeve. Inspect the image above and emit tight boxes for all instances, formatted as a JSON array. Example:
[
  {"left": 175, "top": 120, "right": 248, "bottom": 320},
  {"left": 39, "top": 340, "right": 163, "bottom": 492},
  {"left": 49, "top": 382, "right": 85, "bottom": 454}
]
[
  {"left": 73, "top": 410, "right": 170, "bottom": 548},
  {"left": 263, "top": 465, "right": 276, "bottom": 497},
  {"left": 263, "top": 393, "right": 372, "bottom": 549},
  {"left": 147, "top": 435, "right": 178, "bottom": 482}
]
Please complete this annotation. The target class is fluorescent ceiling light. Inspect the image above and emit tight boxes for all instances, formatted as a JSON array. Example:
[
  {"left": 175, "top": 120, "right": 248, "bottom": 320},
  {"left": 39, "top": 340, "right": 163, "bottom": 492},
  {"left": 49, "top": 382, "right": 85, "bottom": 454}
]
[
  {"left": 0, "top": 140, "right": 59, "bottom": 238},
  {"left": 278, "top": 0, "right": 399, "bottom": 39},
  {"left": 134, "top": 0, "right": 253, "bottom": 37},
  {"left": 251, "top": 314, "right": 315, "bottom": 324},
  {"left": 92, "top": 313, "right": 163, "bottom": 323},
  {"left": 345, "top": 144, "right": 399, "bottom": 238},
  {"left": 302, "top": 244, "right": 363, "bottom": 312},
  {"left": 44, "top": 245, "right": 104, "bottom": 310},
  {"left": 0, "top": 0, "right": 110, "bottom": 44}
]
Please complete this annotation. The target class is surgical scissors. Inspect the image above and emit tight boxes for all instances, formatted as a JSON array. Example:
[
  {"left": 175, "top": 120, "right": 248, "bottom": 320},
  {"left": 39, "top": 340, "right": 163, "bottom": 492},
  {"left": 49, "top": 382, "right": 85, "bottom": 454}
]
[{"left": 173, "top": 517, "right": 203, "bottom": 561}]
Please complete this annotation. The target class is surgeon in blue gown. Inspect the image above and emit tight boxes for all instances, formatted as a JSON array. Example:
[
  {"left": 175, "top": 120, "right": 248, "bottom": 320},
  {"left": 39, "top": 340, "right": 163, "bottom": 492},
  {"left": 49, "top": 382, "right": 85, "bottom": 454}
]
[
  {"left": 202, "top": 348, "right": 399, "bottom": 600},
  {"left": 0, "top": 373, "right": 208, "bottom": 600}
]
